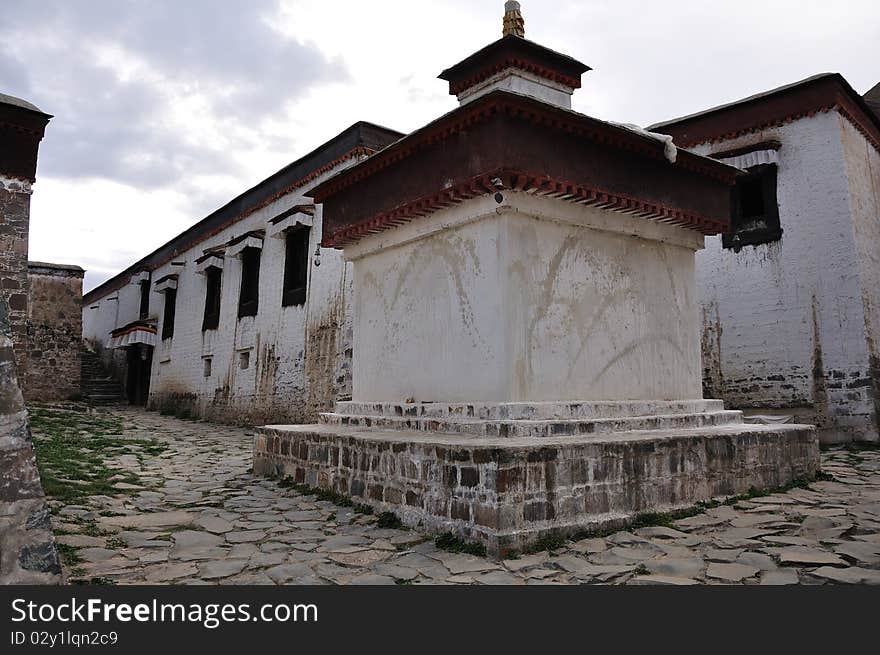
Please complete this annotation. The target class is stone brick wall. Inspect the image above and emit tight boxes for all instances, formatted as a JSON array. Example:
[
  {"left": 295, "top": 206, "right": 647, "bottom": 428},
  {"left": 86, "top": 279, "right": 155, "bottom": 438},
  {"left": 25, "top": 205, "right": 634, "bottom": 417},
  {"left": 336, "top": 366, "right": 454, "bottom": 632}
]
[
  {"left": 26, "top": 262, "right": 85, "bottom": 401},
  {"left": 254, "top": 423, "right": 819, "bottom": 557},
  {"left": 0, "top": 296, "right": 60, "bottom": 584},
  {"left": 0, "top": 176, "right": 31, "bottom": 381},
  {"left": 0, "top": 94, "right": 57, "bottom": 583}
]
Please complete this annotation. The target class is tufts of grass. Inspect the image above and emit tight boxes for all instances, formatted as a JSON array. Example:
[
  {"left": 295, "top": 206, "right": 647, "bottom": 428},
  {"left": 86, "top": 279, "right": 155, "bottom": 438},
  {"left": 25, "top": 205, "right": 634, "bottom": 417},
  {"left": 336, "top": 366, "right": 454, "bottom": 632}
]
[
  {"left": 434, "top": 533, "right": 487, "bottom": 557},
  {"left": 633, "top": 563, "right": 650, "bottom": 576},
  {"left": 376, "top": 512, "right": 403, "bottom": 529},
  {"left": 105, "top": 537, "right": 126, "bottom": 550},
  {"left": 277, "top": 476, "right": 374, "bottom": 515},
  {"left": 29, "top": 406, "right": 168, "bottom": 504}
]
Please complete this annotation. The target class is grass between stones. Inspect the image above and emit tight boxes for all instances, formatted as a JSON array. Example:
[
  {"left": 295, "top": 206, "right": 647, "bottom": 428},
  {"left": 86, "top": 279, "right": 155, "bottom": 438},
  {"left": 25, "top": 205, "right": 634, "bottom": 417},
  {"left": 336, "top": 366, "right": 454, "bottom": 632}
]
[
  {"left": 276, "top": 477, "right": 374, "bottom": 515},
  {"left": 434, "top": 533, "right": 488, "bottom": 557},
  {"left": 28, "top": 404, "right": 168, "bottom": 505}
]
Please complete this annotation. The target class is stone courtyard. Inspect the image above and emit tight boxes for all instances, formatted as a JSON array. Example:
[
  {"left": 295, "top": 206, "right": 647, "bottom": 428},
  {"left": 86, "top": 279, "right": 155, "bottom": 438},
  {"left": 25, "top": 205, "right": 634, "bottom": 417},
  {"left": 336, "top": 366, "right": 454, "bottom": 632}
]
[{"left": 35, "top": 404, "right": 880, "bottom": 585}]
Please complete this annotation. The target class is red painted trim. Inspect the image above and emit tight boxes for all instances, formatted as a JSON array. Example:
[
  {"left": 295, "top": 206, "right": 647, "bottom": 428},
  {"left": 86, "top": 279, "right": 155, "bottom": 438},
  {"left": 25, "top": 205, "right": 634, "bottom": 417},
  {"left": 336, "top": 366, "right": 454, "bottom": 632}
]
[
  {"left": 835, "top": 102, "right": 880, "bottom": 154},
  {"left": 322, "top": 169, "right": 727, "bottom": 248}
]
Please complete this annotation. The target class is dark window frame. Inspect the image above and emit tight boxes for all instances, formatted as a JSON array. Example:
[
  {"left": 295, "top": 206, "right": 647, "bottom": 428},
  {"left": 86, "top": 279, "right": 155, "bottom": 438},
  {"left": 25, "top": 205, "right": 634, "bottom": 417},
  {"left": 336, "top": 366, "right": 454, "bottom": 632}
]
[
  {"left": 138, "top": 280, "right": 150, "bottom": 319},
  {"left": 722, "top": 163, "right": 782, "bottom": 251},
  {"left": 202, "top": 266, "right": 222, "bottom": 331},
  {"left": 161, "top": 289, "right": 177, "bottom": 341},
  {"left": 282, "top": 226, "right": 310, "bottom": 308},
  {"left": 237, "top": 247, "right": 261, "bottom": 318}
]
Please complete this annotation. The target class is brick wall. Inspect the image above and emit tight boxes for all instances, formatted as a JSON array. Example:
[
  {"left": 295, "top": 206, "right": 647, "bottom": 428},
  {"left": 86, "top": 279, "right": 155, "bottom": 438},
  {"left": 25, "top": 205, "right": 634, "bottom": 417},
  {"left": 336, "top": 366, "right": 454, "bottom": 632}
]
[{"left": 26, "top": 262, "right": 85, "bottom": 401}]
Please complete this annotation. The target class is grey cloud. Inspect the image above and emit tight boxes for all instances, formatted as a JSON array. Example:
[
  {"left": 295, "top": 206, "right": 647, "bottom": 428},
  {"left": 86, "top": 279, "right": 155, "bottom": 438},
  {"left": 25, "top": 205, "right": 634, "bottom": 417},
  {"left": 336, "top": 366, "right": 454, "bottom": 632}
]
[{"left": 0, "top": 1, "right": 347, "bottom": 189}]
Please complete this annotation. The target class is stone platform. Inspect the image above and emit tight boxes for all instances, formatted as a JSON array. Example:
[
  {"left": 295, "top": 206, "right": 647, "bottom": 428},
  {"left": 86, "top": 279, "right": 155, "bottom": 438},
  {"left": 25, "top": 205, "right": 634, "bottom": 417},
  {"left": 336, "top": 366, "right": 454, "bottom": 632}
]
[{"left": 254, "top": 401, "right": 819, "bottom": 557}]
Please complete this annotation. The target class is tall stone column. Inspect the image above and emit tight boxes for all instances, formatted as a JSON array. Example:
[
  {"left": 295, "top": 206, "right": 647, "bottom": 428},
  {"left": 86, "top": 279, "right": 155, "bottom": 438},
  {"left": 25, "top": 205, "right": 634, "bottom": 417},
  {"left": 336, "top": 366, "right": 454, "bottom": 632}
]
[
  {"left": 0, "top": 94, "right": 58, "bottom": 583},
  {"left": 0, "top": 94, "right": 52, "bottom": 392}
]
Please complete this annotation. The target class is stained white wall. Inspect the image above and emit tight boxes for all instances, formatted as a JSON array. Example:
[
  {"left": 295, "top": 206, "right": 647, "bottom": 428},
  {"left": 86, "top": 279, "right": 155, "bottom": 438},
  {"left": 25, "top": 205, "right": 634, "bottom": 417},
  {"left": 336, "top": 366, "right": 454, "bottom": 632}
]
[
  {"left": 82, "top": 158, "right": 363, "bottom": 424},
  {"left": 349, "top": 192, "right": 704, "bottom": 402},
  {"left": 693, "top": 110, "right": 879, "bottom": 442},
  {"left": 840, "top": 115, "right": 880, "bottom": 440}
]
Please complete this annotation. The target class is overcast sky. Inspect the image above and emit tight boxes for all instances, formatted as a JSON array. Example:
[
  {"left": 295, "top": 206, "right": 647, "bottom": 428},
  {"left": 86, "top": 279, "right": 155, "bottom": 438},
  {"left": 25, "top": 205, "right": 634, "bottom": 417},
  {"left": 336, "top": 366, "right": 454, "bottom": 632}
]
[{"left": 2, "top": 0, "right": 877, "bottom": 291}]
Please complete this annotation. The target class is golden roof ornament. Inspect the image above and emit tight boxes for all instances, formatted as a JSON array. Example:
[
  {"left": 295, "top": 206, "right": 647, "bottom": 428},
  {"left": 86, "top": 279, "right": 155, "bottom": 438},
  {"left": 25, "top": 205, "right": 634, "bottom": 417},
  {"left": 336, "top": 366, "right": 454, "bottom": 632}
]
[{"left": 502, "top": 1, "right": 525, "bottom": 38}]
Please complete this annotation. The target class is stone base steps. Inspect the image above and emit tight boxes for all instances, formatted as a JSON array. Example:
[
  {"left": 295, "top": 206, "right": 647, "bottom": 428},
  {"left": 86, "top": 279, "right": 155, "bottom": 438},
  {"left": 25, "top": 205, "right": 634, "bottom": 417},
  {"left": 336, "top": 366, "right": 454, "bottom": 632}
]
[
  {"left": 317, "top": 409, "right": 743, "bottom": 438},
  {"left": 333, "top": 399, "right": 725, "bottom": 421},
  {"left": 254, "top": 421, "right": 820, "bottom": 558}
]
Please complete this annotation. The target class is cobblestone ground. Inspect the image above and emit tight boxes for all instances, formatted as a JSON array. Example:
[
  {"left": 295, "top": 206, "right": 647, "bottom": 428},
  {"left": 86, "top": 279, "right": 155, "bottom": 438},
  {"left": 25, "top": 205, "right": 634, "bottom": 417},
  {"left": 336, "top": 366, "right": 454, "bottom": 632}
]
[{"left": 41, "top": 406, "right": 880, "bottom": 585}]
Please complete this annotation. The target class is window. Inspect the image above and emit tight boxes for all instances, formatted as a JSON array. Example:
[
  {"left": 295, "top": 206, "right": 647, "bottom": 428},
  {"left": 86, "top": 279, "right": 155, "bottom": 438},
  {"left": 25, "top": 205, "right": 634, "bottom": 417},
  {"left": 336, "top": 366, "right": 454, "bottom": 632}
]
[
  {"left": 282, "top": 226, "right": 310, "bottom": 307},
  {"left": 138, "top": 280, "right": 150, "bottom": 319},
  {"left": 203, "top": 358, "right": 212, "bottom": 378},
  {"left": 161, "top": 289, "right": 177, "bottom": 340},
  {"left": 238, "top": 247, "right": 261, "bottom": 318},
  {"left": 723, "top": 164, "right": 781, "bottom": 251},
  {"left": 202, "top": 267, "right": 222, "bottom": 331},
  {"left": 239, "top": 350, "right": 250, "bottom": 370}
]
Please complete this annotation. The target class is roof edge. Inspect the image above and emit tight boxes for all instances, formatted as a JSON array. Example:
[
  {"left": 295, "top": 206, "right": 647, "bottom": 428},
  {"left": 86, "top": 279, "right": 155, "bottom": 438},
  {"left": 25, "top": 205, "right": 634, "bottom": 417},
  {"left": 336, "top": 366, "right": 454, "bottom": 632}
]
[{"left": 83, "top": 121, "right": 403, "bottom": 304}]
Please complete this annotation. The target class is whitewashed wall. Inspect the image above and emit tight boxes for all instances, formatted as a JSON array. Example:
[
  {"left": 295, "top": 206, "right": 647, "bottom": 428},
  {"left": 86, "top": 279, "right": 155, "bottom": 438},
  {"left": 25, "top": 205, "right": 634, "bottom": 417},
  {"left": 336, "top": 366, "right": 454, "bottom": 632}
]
[
  {"left": 82, "top": 159, "right": 362, "bottom": 425},
  {"left": 693, "top": 110, "right": 879, "bottom": 442},
  {"left": 840, "top": 115, "right": 880, "bottom": 441},
  {"left": 348, "top": 192, "right": 704, "bottom": 403}
]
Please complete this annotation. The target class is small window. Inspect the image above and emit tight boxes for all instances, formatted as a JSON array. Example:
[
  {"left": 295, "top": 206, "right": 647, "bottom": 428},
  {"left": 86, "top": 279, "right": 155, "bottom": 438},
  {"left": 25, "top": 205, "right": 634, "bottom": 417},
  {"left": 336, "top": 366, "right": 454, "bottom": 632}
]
[
  {"left": 138, "top": 280, "right": 150, "bottom": 319},
  {"left": 161, "top": 289, "right": 177, "bottom": 341},
  {"left": 282, "top": 226, "right": 310, "bottom": 307},
  {"left": 238, "top": 247, "right": 261, "bottom": 318},
  {"left": 239, "top": 351, "right": 250, "bottom": 370},
  {"left": 203, "top": 357, "right": 212, "bottom": 377},
  {"left": 723, "top": 164, "right": 782, "bottom": 251},
  {"left": 202, "top": 267, "right": 222, "bottom": 331}
]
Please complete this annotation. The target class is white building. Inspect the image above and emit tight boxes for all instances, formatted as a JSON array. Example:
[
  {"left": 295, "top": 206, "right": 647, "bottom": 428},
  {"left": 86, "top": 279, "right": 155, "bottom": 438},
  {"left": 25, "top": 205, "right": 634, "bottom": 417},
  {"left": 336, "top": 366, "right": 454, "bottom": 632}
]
[
  {"left": 652, "top": 74, "right": 880, "bottom": 443},
  {"left": 82, "top": 122, "right": 402, "bottom": 424}
]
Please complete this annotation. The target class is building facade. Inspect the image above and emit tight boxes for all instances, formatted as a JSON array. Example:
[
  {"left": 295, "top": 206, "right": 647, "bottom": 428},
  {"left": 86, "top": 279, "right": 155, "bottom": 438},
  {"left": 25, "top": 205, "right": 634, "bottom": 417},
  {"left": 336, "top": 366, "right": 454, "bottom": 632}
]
[
  {"left": 652, "top": 74, "right": 880, "bottom": 443},
  {"left": 82, "top": 122, "right": 402, "bottom": 425}
]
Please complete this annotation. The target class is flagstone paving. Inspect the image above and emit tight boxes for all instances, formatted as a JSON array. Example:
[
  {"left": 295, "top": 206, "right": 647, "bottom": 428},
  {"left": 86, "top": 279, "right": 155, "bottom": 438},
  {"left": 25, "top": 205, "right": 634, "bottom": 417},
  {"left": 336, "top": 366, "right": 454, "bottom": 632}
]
[{"left": 38, "top": 405, "right": 880, "bottom": 585}]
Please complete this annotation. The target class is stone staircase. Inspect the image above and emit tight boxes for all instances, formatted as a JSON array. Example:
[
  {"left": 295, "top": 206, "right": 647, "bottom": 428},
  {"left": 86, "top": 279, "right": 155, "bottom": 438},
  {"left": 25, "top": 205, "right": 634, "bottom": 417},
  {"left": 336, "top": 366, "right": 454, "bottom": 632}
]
[
  {"left": 318, "top": 399, "right": 744, "bottom": 439},
  {"left": 80, "top": 349, "right": 124, "bottom": 404}
]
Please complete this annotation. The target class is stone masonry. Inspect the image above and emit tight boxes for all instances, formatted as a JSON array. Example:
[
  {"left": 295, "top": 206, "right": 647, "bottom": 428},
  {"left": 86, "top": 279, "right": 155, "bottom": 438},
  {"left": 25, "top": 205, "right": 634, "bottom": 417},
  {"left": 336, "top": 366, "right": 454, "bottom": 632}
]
[
  {"left": 0, "top": 93, "right": 51, "bottom": 394},
  {"left": 0, "top": 297, "right": 61, "bottom": 584},
  {"left": 0, "top": 93, "right": 58, "bottom": 584},
  {"left": 255, "top": 402, "right": 819, "bottom": 557},
  {"left": 0, "top": 176, "right": 32, "bottom": 380},
  {"left": 26, "top": 261, "right": 85, "bottom": 401}
]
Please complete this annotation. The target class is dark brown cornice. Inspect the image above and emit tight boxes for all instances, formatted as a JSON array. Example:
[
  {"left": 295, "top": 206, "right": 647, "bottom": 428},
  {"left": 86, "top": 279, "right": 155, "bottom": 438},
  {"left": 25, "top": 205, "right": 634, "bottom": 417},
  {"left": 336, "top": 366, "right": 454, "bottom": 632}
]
[
  {"left": 0, "top": 99, "right": 52, "bottom": 182},
  {"left": 311, "top": 90, "right": 738, "bottom": 248},
  {"left": 438, "top": 36, "right": 590, "bottom": 96},
  {"left": 650, "top": 73, "right": 880, "bottom": 154}
]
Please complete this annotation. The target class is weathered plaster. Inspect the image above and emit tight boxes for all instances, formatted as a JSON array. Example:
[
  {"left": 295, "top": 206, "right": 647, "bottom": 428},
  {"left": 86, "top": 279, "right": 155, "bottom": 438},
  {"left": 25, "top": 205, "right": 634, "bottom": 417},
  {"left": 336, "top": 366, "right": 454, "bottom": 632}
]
[
  {"left": 83, "top": 159, "right": 364, "bottom": 425},
  {"left": 351, "top": 192, "right": 703, "bottom": 402},
  {"left": 694, "top": 110, "right": 879, "bottom": 442}
]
